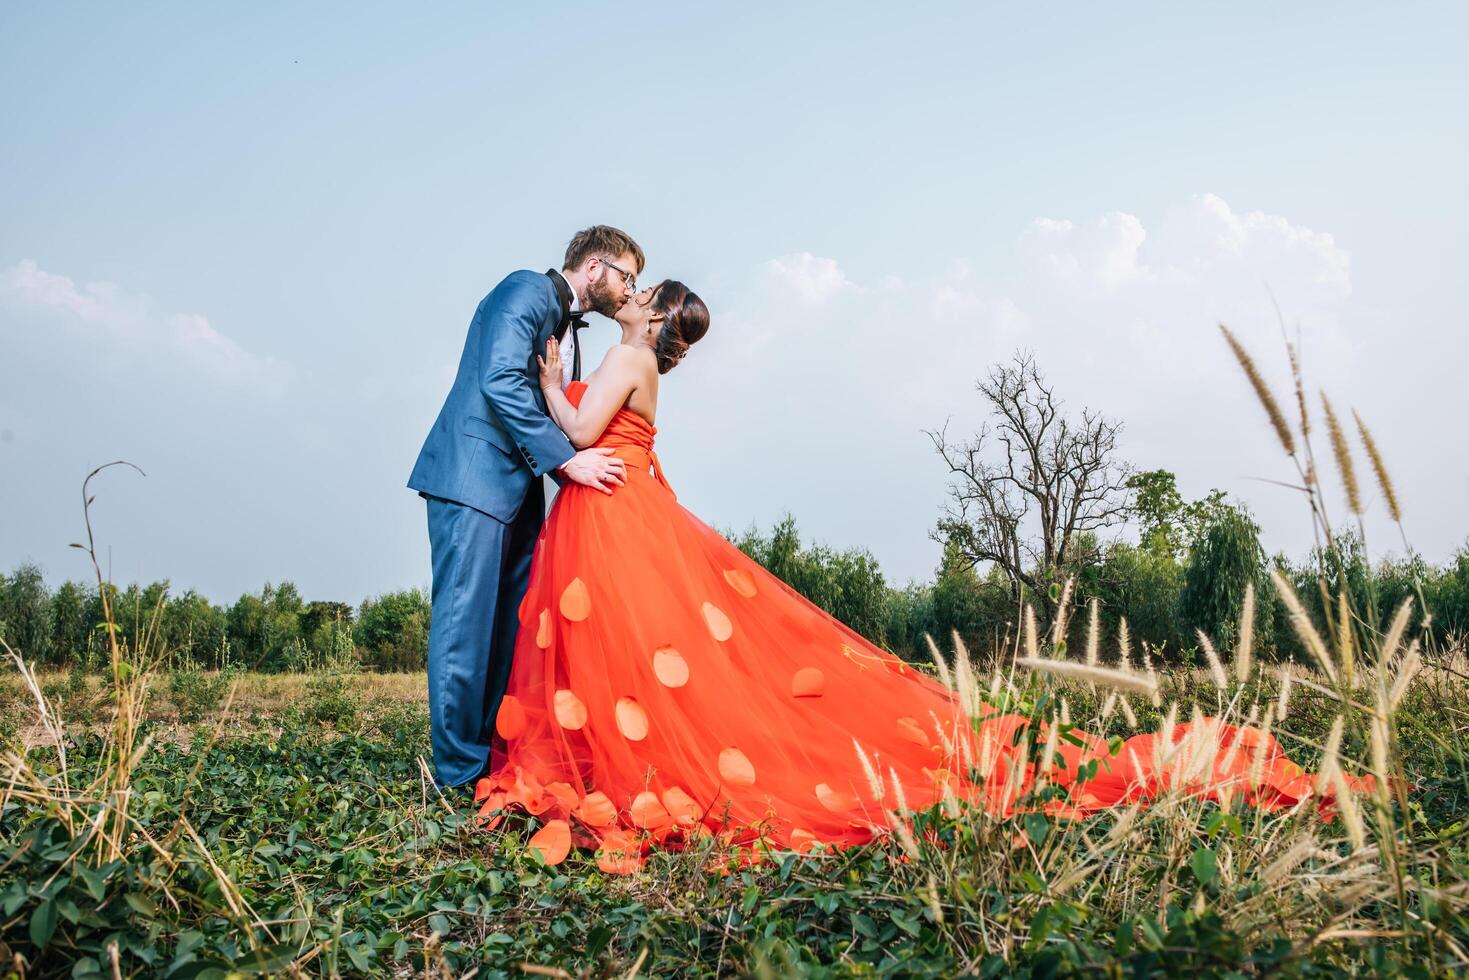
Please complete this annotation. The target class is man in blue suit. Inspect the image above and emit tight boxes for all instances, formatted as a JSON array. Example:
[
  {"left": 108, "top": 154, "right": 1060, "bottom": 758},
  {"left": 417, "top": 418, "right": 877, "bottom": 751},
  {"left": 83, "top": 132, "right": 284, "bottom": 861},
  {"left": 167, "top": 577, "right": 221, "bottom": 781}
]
[{"left": 408, "top": 226, "right": 643, "bottom": 790}]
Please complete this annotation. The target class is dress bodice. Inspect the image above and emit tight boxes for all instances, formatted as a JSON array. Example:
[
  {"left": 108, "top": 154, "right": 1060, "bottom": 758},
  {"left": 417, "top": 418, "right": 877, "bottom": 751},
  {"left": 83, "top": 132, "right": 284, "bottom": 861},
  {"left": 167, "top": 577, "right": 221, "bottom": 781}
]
[{"left": 565, "top": 381, "right": 671, "bottom": 493}]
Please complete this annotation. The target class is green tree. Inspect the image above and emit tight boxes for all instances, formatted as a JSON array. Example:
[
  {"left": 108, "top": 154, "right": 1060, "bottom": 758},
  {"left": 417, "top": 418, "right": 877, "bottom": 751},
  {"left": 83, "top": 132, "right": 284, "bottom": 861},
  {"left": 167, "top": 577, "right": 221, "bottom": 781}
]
[
  {"left": 1426, "top": 544, "right": 1469, "bottom": 643},
  {"left": 0, "top": 563, "right": 53, "bottom": 663},
  {"left": 355, "top": 589, "right": 430, "bottom": 672},
  {"left": 49, "top": 580, "right": 93, "bottom": 667},
  {"left": 1180, "top": 505, "right": 1274, "bottom": 653},
  {"left": 1087, "top": 542, "right": 1187, "bottom": 655},
  {"left": 1127, "top": 469, "right": 1229, "bottom": 559},
  {"left": 734, "top": 516, "right": 889, "bottom": 645},
  {"left": 226, "top": 583, "right": 307, "bottom": 670},
  {"left": 162, "top": 590, "right": 228, "bottom": 669}
]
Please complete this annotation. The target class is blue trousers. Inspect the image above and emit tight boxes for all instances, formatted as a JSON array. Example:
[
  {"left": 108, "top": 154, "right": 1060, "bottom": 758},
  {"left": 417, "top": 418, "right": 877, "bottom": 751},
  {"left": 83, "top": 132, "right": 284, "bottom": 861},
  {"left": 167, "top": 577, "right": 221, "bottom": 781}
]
[{"left": 424, "top": 485, "right": 544, "bottom": 788}]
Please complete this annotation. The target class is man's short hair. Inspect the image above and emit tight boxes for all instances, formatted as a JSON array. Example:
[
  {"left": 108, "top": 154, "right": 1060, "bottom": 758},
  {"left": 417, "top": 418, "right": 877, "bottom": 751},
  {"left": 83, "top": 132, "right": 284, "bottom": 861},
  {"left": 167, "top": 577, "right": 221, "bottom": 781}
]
[{"left": 563, "top": 225, "right": 645, "bottom": 275}]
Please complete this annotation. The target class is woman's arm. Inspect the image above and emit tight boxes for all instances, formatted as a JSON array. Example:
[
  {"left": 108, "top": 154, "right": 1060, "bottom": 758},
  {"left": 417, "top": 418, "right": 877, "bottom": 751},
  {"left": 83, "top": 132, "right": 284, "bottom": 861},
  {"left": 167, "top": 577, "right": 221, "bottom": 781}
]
[
  {"left": 538, "top": 341, "right": 650, "bottom": 449},
  {"left": 536, "top": 338, "right": 577, "bottom": 433}
]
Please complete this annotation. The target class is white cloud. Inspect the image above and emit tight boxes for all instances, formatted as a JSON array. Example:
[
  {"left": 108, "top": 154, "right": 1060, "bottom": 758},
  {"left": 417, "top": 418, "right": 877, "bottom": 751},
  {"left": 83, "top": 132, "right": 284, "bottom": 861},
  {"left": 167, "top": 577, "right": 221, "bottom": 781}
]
[
  {"left": 0, "top": 259, "right": 286, "bottom": 393},
  {"left": 762, "top": 252, "right": 854, "bottom": 305},
  {"left": 648, "top": 193, "right": 1435, "bottom": 585},
  {"left": 1017, "top": 212, "right": 1154, "bottom": 291}
]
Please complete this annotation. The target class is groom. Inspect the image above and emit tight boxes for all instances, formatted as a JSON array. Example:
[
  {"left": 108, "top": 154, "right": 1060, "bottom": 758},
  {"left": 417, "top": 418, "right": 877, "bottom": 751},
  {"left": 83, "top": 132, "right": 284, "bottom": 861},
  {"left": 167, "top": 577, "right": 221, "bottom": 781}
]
[{"left": 408, "top": 225, "right": 644, "bottom": 790}]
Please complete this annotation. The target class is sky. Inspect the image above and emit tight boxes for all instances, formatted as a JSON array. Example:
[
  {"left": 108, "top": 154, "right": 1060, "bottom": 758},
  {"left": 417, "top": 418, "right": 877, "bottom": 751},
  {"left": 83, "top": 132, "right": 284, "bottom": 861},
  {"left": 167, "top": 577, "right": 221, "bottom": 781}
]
[{"left": 2, "top": 3, "right": 1467, "bottom": 604}]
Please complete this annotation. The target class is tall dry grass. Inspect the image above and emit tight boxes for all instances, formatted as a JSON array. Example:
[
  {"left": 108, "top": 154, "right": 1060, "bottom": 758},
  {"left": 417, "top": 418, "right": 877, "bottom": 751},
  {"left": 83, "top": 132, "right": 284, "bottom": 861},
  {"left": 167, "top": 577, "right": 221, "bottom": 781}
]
[
  {"left": 1, "top": 463, "right": 273, "bottom": 965},
  {"left": 840, "top": 327, "right": 1467, "bottom": 971}
]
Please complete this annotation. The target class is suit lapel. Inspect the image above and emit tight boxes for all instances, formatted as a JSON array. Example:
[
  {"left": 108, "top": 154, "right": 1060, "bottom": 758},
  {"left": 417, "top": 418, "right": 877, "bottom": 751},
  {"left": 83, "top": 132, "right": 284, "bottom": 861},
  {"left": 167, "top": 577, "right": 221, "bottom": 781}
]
[{"left": 543, "top": 269, "right": 583, "bottom": 383}]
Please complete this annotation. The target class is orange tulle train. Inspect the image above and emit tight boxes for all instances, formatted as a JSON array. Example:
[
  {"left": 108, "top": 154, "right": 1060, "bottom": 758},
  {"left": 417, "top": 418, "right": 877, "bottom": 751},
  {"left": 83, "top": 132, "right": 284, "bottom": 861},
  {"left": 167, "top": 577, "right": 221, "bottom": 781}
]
[{"left": 478, "top": 384, "right": 1365, "bottom": 873}]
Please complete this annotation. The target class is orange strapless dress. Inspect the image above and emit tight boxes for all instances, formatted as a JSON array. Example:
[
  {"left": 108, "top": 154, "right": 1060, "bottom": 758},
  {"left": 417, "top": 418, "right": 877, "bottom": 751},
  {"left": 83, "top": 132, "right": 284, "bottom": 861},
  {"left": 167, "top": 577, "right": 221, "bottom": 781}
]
[{"left": 478, "top": 383, "right": 1356, "bottom": 873}]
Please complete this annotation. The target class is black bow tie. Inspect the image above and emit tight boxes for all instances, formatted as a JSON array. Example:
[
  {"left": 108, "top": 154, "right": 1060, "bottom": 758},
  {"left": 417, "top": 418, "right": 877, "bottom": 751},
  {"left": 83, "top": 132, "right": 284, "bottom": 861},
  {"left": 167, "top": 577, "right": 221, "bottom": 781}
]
[{"left": 555, "top": 310, "right": 588, "bottom": 343}]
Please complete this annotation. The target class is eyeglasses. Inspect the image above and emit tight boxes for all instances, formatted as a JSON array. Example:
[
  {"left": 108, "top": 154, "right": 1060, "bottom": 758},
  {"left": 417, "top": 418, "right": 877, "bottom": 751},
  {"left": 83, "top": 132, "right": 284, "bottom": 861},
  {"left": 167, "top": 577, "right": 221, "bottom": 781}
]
[{"left": 597, "top": 257, "right": 637, "bottom": 292}]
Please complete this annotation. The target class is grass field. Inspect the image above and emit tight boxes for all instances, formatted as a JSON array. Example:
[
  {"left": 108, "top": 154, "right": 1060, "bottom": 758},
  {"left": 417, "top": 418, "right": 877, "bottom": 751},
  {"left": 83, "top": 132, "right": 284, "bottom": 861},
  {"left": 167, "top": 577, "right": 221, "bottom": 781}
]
[{"left": 4, "top": 630, "right": 1468, "bottom": 979}]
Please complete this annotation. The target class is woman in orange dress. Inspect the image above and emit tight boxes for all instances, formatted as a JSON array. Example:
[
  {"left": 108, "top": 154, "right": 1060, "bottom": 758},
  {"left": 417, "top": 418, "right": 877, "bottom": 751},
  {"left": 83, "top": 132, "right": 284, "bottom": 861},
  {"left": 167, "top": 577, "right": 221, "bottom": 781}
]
[{"left": 476, "top": 281, "right": 1343, "bottom": 873}]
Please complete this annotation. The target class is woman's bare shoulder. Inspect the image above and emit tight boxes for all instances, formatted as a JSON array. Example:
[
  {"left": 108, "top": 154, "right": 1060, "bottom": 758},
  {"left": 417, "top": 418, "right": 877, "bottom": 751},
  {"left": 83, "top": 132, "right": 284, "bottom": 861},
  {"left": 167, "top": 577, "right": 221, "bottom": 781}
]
[{"left": 601, "top": 343, "right": 658, "bottom": 377}]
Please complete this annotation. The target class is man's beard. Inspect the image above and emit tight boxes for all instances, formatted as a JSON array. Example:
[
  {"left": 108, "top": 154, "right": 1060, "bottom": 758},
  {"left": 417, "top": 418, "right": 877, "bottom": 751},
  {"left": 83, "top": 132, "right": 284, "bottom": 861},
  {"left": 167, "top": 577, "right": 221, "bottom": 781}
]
[{"left": 584, "top": 274, "right": 624, "bottom": 318}]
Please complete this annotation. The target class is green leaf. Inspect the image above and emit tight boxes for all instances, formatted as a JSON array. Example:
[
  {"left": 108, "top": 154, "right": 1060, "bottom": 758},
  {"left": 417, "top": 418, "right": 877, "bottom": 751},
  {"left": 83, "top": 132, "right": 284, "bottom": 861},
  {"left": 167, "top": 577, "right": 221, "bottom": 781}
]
[
  {"left": 585, "top": 925, "right": 613, "bottom": 958},
  {"left": 980, "top": 954, "right": 1009, "bottom": 978},
  {"left": 232, "top": 944, "right": 298, "bottom": 975},
  {"left": 345, "top": 944, "right": 371, "bottom": 972},
  {"left": 1115, "top": 918, "right": 1135, "bottom": 956},
  {"left": 853, "top": 912, "right": 878, "bottom": 938},
  {"left": 1023, "top": 812, "right": 1049, "bottom": 847},
  {"left": 741, "top": 883, "right": 760, "bottom": 915},
  {"left": 77, "top": 866, "right": 106, "bottom": 903},
  {"left": 30, "top": 897, "right": 58, "bottom": 948},
  {"left": 1191, "top": 847, "right": 1218, "bottom": 886},
  {"left": 125, "top": 892, "right": 158, "bottom": 917},
  {"left": 427, "top": 913, "right": 451, "bottom": 937}
]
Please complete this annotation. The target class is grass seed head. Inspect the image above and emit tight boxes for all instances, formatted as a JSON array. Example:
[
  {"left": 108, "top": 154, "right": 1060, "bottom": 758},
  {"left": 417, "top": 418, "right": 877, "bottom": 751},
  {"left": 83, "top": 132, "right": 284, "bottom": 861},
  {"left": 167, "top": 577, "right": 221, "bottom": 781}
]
[
  {"left": 1315, "top": 715, "right": 1345, "bottom": 796},
  {"left": 1197, "top": 629, "right": 1229, "bottom": 691},
  {"left": 889, "top": 766, "right": 911, "bottom": 817},
  {"left": 1039, "top": 720, "right": 1060, "bottom": 775},
  {"left": 1236, "top": 582, "right": 1255, "bottom": 684},
  {"left": 1276, "top": 665, "right": 1294, "bottom": 720},
  {"left": 1336, "top": 589, "right": 1356, "bottom": 686},
  {"left": 1119, "top": 696, "right": 1139, "bottom": 729},
  {"left": 1388, "top": 642, "right": 1423, "bottom": 711},
  {"left": 1321, "top": 392, "right": 1362, "bottom": 515},
  {"left": 854, "top": 739, "right": 885, "bottom": 802},
  {"left": 1086, "top": 597, "right": 1101, "bottom": 666},
  {"left": 1379, "top": 597, "right": 1414, "bottom": 668},
  {"left": 1330, "top": 767, "right": 1367, "bottom": 850},
  {"left": 1353, "top": 408, "right": 1402, "bottom": 523},
  {"left": 1270, "top": 569, "right": 1338, "bottom": 683},
  {"left": 1013, "top": 657, "right": 1158, "bottom": 696},
  {"left": 926, "top": 633, "right": 953, "bottom": 690},
  {"left": 1220, "top": 324, "right": 1296, "bottom": 455}
]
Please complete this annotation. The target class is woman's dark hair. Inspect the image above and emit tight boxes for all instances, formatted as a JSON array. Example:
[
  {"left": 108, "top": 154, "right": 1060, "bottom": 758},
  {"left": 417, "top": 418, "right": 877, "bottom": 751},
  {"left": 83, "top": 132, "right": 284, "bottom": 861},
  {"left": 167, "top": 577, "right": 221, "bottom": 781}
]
[{"left": 650, "top": 280, "right": 710, "bottom": 374}]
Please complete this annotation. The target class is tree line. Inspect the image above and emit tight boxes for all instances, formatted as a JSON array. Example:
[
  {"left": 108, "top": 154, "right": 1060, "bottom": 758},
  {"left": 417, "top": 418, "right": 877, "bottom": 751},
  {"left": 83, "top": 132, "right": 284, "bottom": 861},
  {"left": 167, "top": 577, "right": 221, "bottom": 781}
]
[
  {"left": 4, "top": 502, "right": 1464, "bottom": 674},
  {"left": 3, "top": 352, "right": 1463, "bottom": 673},
  {"left": 0, "top": 571, "right": 430, "bottom": 673}
]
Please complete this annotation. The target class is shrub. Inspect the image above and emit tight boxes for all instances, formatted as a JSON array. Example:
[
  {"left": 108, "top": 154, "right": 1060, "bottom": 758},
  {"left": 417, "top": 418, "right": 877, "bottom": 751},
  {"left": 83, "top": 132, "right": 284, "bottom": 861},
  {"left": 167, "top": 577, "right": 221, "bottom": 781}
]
[
  {"left": 733, "top": 516, "right": 890, "bottom": 645},
  {"left": 1180, "top": 505, "right": 1275, "bottom": 652},
  {"left": 0, "top": 562, "right": 53, "bottom": 664},
  {"left": 168, "top": 668, "right": 231, "bottom": 724},
  {"left": 301, "top": 673, "right": 361, "bottom": 729},
  {"left": 355, "top": 589, "right": 430, "bottom": 672}
]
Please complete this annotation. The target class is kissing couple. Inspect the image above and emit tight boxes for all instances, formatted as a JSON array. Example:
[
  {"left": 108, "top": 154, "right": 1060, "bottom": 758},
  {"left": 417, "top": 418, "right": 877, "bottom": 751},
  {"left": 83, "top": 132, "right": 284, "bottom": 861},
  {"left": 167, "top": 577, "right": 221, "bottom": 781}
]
[{"left": 408, "top": 226, "right": 1347, "bottom": 873}]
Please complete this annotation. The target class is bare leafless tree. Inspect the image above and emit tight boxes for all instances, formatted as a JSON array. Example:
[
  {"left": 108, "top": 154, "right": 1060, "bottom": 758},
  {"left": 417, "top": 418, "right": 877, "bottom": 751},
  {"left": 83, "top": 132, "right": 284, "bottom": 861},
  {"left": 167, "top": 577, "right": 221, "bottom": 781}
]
[{"left": 927, "top": 352, "right": 1132, "bottom": 617}]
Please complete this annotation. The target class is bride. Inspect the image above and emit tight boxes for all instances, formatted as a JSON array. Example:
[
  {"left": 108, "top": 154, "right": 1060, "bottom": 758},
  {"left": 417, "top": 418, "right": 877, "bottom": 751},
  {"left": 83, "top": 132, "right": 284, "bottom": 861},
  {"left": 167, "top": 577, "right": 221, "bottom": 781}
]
[{"left": 476, "top": 280, "right": 1349, "bottom": 873}]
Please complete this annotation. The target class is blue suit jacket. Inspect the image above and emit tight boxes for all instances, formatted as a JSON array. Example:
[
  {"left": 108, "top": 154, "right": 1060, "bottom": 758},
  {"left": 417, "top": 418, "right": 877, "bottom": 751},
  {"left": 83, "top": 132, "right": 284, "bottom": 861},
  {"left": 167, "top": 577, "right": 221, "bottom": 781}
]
[{"left": 408, "top": 270, "right": 577, "bottom": 523}]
